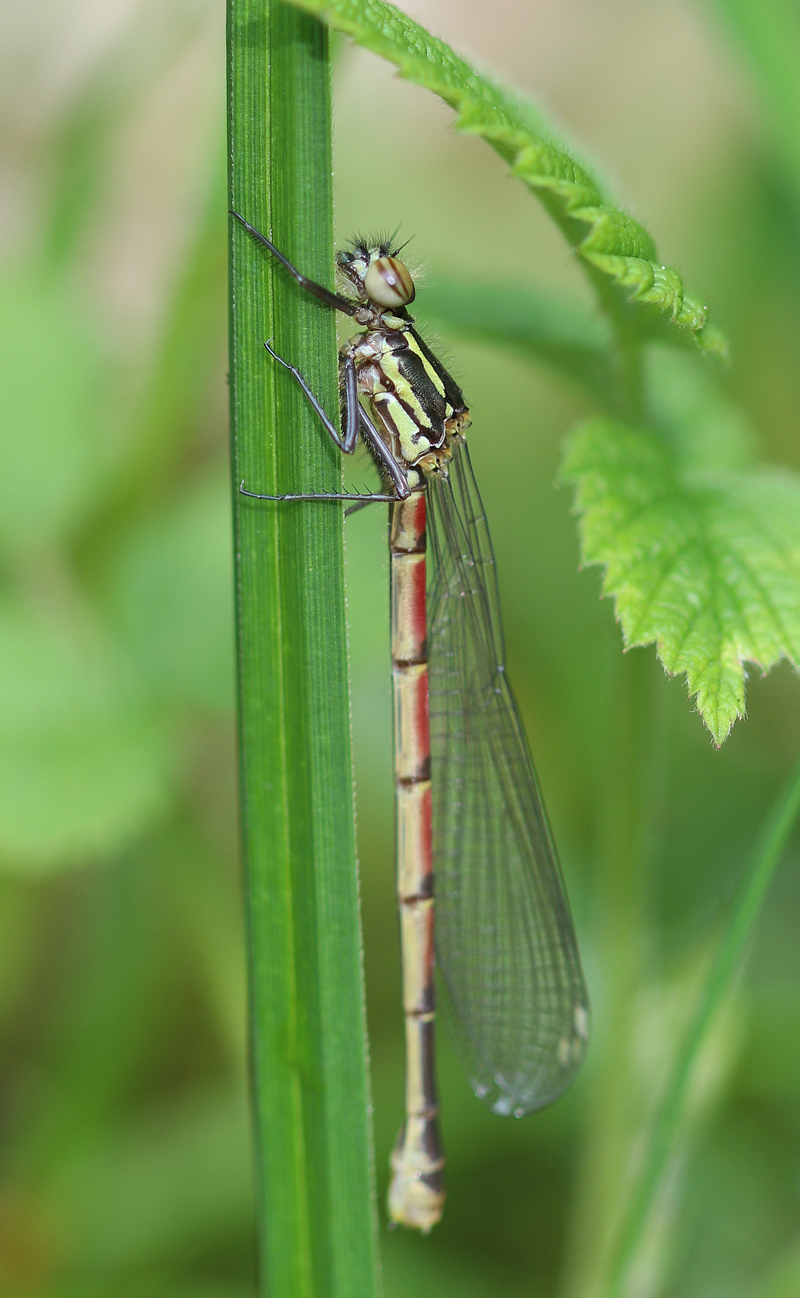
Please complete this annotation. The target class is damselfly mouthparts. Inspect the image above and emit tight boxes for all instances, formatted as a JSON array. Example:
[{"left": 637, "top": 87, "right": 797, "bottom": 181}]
[{"left": 232, "top": 211, "right": 590, "bottom": 1233}]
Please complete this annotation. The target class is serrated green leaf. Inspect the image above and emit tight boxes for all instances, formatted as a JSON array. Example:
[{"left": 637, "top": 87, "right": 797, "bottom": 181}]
[
  {"left": 289, "top": 0, "right": 725, "bottom": 358},
  {"left": 560, "top": 420, "right": 800, "bottom": 744}
]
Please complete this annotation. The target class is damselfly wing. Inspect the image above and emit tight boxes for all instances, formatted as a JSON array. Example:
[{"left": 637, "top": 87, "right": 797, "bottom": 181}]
[{"left": 427, "top": 437, "right": 589, "bottom": 1117}]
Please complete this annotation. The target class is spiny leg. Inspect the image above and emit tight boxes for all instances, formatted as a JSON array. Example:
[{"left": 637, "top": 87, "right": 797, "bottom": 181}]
[
  {"left": 357, "top": 405, "right": 412, "bottom": 499},
  {"left": 230, "top": 210, "right": 356, "bottom": 316},
  {"left": 265, "top": 340, "right": 359, "bottom": 455},
  {"left": 265, "top": 337, "right": 410, "bottom": 496},
  {"left": 240, "top": 483, "right": 395, "bottom": 504},
  {"left": 241, "top": 341, "right": 411, "bottom": 502}
]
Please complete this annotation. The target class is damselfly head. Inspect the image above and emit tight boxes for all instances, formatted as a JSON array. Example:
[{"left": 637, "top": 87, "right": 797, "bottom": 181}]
[{"left": 338, "top": 236, "right": 416, "bottom": 308}]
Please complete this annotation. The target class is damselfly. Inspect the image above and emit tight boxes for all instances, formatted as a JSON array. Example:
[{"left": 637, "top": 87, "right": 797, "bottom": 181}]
[{"left": 232, "top": 211, "right": 590, "bottom": 1233}]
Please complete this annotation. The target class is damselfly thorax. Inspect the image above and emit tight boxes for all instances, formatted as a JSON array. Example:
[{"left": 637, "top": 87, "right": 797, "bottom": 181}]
[
  {"left": 232, "top": 211, "right": 590, "bottom": 1235},
  {"left": 342, "top": 310, "right": 470, "bottom": 486},
  {"left": 338, "top": 253, "right": 472, "bottom": 512}
]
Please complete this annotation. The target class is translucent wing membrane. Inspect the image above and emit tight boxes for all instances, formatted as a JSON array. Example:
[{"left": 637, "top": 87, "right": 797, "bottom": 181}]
[{"left": 426, "top": 438, "right": 590, "bottom": 1115}]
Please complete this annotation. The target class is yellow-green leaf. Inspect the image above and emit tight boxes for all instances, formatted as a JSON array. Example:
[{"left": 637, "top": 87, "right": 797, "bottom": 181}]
[{"left": 561, "top": 419, "right": 800, "bottom": 744}]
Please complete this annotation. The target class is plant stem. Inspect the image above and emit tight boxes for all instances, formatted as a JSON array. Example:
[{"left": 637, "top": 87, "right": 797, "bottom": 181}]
[
  {"left": 560, "top": 647, "right": 656, "bottom": 1298},
  {"left": 582, "top": 265, "right": 645, "bottom": 421},
  {"left": 227, "top": 4, "right": 379, "bottom": 1296},
  {"left": 604, "top": 747, "right": 800, "bottom": 1298}
]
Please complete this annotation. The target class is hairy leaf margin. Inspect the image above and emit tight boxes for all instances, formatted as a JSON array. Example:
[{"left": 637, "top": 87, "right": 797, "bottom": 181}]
[
  {"left": 288, "top": 0, "right": 726, "bottom": 361},
  {"left": 561, "top": 419, "right": 800, "bottom": 744}
]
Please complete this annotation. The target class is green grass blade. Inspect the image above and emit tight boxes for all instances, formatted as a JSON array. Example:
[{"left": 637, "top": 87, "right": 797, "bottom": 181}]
[
  {"left": 710, "top": 0, "right": 800, "bottom": 218},
  {"left": 604, "top": 750, "right": 800, "bottom": 1298},
  {"left": 227, "top": 4, "right": 379, "bottom": 1296}
]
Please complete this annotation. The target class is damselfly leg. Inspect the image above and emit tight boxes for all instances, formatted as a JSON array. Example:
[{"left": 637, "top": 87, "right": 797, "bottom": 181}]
[
  {"left": 264, "top": 339, "right": 360, "bottom": 454},
  {"left": 240, "top": 339, "right": 406, "bottom": 502},
  {"left": 232, "top": 211, "right": 358, "bottom": 315},
  {"left": 232, "top": 210, "right": 411, "bottom": 503}
]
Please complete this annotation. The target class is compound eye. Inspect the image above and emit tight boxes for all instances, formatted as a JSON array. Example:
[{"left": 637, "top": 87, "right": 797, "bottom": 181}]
[{"left": 363, "top": 256, "right": 415, "bottom": 308}]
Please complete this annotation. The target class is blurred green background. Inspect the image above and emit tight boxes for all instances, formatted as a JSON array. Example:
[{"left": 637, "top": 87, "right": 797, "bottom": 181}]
[{"left": 2, "top": 1, "right": 800, "bottom": 1295}]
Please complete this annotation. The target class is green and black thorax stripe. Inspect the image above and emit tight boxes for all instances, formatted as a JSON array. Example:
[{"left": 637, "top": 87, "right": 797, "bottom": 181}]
[{"left": 345, "top": 316, "right": 470, "bottom": 472}]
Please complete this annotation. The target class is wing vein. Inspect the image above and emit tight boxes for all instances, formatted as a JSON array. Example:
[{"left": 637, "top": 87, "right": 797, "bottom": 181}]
[{"left": 426, "top": 438, "right": 590, "bottom": 1115}]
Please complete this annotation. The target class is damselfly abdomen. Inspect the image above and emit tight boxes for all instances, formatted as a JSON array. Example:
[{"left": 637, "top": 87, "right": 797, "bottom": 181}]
[{"left": 232, "top": 211, "right": 590, "bottom": 1233}]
